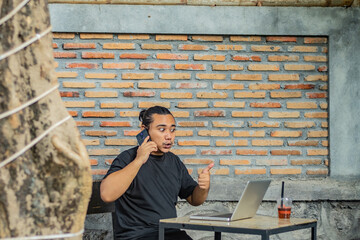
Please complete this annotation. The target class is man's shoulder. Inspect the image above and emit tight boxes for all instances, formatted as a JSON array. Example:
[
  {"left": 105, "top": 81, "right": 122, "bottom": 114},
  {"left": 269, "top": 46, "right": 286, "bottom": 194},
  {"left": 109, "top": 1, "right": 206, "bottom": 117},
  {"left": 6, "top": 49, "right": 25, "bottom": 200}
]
[{"left": 115, "top": 146, "right": 138, "bottom": 161}]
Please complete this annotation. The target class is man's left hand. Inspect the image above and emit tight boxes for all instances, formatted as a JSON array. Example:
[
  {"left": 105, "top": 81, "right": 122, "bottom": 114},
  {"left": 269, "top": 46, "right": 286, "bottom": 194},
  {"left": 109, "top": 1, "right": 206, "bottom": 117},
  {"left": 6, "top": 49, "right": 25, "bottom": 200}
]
[{"left": 198, "top": 163, "right": 214, "bottom": 190}]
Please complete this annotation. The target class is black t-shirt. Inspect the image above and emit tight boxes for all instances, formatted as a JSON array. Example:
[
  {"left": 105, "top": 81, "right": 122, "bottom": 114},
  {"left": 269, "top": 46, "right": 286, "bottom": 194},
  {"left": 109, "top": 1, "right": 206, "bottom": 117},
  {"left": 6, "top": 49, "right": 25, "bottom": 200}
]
[{"left": 103, "top": 147, "right": 198, "bottom": 239}]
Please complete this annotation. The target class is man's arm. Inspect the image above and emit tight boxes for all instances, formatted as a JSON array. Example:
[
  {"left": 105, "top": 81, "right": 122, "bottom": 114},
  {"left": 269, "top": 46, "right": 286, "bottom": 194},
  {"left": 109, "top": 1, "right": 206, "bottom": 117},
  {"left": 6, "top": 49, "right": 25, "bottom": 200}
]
[
  {"left": 100, "top": 137, "right": 157, "bottom": 203},
  {"left": 186, "top": 163, "right": 214, "bottom": 206}
]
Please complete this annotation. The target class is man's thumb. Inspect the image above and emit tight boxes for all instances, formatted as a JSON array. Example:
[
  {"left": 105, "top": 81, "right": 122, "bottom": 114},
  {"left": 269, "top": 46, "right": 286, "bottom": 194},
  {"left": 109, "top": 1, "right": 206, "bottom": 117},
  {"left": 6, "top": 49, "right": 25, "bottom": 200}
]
[{"left": 202, "top": 163, "right": 214, "bottom": 174}]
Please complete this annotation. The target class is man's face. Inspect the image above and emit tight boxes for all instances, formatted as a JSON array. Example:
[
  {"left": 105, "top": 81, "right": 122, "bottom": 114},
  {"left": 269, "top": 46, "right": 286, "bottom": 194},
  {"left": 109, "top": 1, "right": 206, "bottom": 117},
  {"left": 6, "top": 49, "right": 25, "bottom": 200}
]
[{"left": 146, "top": 114, "right": 176, "bottom": 155}]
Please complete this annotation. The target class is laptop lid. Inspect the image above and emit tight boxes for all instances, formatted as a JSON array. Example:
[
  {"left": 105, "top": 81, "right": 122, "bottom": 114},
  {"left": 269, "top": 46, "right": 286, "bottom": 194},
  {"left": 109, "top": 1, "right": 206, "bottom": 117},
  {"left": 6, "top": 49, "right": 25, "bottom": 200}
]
[
  {"left": 230, "top": 179, "right": 271, "bottom": 221},
  {"left": 189, "top": 179, "right": 271, "bottom": 222}
]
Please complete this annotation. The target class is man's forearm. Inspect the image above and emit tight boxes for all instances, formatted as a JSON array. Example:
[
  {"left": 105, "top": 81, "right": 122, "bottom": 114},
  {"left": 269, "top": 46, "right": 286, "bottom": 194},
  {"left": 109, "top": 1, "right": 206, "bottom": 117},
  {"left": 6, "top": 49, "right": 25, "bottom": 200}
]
[
  {"left": 188, "top": 185, "right": 209, "bottom": 206},
  {"left": 100, "top": 158, "right": 142, "bottom": 202}
]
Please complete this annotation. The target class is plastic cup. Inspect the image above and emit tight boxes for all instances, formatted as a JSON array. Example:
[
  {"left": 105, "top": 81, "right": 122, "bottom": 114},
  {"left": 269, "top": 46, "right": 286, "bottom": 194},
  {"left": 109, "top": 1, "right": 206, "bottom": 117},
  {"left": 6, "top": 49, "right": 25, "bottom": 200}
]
[{"left": 277, "top": 197, "right": 292, "bottom": 219}]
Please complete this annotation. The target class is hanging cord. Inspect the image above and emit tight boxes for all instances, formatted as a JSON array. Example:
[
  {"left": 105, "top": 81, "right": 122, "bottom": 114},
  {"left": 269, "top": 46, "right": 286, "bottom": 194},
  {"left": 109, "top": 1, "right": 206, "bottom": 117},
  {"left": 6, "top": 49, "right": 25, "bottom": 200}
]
[
  {"left": 0, "top": 84, "right": 59, "bottom": 121},
  {"left": 0, "top": 0, "right": 31, "bottom": 26},
  {"left": 0, "top": 115, "right": 71, "bottom": 169},
  {"left": 0, "top": 25, "right": 52, "bottom": 61},
  {"left": 1, "top": 228, "right": 84, "bottom": 240}
]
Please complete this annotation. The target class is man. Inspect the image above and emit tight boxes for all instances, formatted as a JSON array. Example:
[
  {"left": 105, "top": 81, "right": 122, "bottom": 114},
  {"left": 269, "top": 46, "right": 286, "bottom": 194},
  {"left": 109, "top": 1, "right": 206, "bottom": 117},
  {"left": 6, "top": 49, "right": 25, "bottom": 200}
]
[{"left": 100, "top": 106, "right": 214, "bottom": 239}]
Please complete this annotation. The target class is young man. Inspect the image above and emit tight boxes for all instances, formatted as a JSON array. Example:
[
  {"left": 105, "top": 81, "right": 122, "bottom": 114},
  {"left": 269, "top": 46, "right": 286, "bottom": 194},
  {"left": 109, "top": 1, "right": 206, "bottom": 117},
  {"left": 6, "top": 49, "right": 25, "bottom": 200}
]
[{"left": 100, "top": 106, "right": 213, "bottom": 240}]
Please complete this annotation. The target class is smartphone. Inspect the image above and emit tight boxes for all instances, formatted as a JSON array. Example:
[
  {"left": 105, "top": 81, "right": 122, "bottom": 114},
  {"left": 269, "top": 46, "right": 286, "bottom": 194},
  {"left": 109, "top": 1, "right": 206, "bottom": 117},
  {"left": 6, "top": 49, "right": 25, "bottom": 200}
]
[{"left": 136, "top": 129, "right": 151, "bottom": 145}]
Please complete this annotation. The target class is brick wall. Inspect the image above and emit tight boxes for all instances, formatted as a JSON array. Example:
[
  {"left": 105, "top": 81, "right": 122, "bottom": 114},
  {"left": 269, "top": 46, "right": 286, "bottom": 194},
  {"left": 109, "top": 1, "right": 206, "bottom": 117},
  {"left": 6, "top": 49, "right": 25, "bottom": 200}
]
[{"left": 53, "top": 33, "right": 329, "bottom": 179}]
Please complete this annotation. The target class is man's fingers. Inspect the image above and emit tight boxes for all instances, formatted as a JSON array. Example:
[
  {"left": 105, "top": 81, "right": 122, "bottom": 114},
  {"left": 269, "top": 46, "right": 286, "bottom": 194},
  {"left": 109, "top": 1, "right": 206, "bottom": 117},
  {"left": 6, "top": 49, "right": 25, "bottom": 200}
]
[{"left": 201, "top": 163, "right": 214, "bottom": 174}]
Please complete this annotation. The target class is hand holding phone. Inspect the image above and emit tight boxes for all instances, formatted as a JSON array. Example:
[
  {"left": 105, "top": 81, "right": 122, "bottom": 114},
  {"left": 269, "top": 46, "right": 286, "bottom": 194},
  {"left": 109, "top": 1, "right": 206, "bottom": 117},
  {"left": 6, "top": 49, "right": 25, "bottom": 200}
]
[{"left": 136, "top": 129, "right": 151, "bottom": 145}]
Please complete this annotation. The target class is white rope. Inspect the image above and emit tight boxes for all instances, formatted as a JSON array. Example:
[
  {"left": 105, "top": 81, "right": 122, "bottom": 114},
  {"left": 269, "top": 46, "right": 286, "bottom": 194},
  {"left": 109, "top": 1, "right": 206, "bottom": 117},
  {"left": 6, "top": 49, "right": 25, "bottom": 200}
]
[
  {"left": 0, "top": 0, "right": 31, "bottom": 26},
  {"left": 0, "top": 228, "right": 84, "bottom": 240},
  {"left": 0, "top": 25, "right": 52, "bottom": 61},
  {"left": 0, "top": 115, "right": 71, "bottom": 169},
  {"left": 0, "top": 84, "right": 59, "bottom": 121}
]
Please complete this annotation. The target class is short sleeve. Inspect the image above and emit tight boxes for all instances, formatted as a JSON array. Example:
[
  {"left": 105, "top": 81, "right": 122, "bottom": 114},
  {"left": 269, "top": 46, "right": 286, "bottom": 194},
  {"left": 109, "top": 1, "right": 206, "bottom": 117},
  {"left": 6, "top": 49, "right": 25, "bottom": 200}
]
[
  {"left": 103, "top": 147, "right": 137, "bottom": 180},
  {"left": 178, "top": 160, "right": 198, "bottom": 199}
]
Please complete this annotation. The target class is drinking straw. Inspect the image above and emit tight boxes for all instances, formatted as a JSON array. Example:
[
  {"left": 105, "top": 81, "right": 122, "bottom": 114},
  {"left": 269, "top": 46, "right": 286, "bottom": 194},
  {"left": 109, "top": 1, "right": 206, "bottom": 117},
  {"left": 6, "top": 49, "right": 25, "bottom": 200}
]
[{"left": 281, "top": 181, "right": 284, "bottom": 208}]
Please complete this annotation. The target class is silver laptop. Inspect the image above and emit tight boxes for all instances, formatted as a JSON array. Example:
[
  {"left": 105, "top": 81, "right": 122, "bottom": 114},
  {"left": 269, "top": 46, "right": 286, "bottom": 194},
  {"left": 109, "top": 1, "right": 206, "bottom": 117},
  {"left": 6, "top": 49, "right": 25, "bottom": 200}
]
[{"left": 190, "top": 179, "right": 271, "bottom": 222}]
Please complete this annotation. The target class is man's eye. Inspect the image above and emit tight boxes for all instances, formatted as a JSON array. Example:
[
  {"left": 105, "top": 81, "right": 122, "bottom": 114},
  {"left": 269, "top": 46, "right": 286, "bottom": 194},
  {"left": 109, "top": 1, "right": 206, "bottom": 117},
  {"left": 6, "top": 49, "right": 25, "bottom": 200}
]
[
  {"left": 171, "top": 128, "right": 176, "bottom": 132},
  {"left": 159, "top": 128, "right": 165, "bottom": 132}
]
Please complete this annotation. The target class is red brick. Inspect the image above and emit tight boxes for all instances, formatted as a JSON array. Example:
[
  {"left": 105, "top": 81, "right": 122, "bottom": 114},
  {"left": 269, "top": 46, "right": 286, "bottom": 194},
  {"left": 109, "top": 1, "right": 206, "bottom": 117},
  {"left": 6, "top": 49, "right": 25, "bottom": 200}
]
[
  {"left": 249, "top": 84, "right": 280, "bottom": 90},
  {"left": 141, "top": 43, "right": 172, "bottom": 50},
  {"left": 194, "top": 54, "right": 226, "bottom": 61},
  {"left": 304, "top": 112, "right": 328, "bottom": 118},
  {"left": 103, "top": 43, "right": 135, "bottom": 50},
  {"left": 80, "top": 33, "right": 113, "bottom": 39},
  {"left": 63, "top": 43, "right": 96, "bottom": 49},
  {"left": 249, "top": 121, "right": 280, "bottom": 128},
  {"left": 270, "top": 168, "right": 301, "bottom": 175},
  {"left": 304, "top": 37, "right": 327, "bottom": 44},
  {"left": 60, "top": 91, "right": 79, "bottom": 97},
  {"left": 192, "top": 35, "right": 223, "bottom": 42},
  {"left": 105, "top": 139, "right": 137, "bottom": 146},
  {"left": 215, "top": 140, "right": 248, "bottom": 147},
  {"left": 248, "top": 64, "right": 279, "bottom": 71},
  {"left": 220, "top": 159, "right": 250, "bottom": 165},
  {"left": 88, "top": 149, "right": 120, "bottom": 156},
  {"left": 215, "top": 45, "right": 244, "bottom": 51},
  {"left": 201, "top": 150, "right": 232, "bottom": 155},
  {"left": 175, "top": 64, "right": 205, "bottom": 70},
  {"left": 76, "top": 121, "right": 93, "bottom": 127},
  {"left": 123, "top": 91, "right": 155, "bottom": 97},
  {"left": 266, "top": 36, "right": 297, "bottom": 42},
  {"left": 156, "top": 35, "right": 187, "bottom": 41},
  {"left": 212, "top": 64, "right": 244, "bottom": 71},
  {"left": 103, "top": 63, "right": 135, "bottom": 69},
  {"left": 85, "top": 130, "right": 117, "bottom": 136},
  {"left": 268, "top": 55, "right": 299, "bottom": 62},
  {"left": 184, "top": 159, "right": 214, "bottom": 165},
  {"left": 250, "top": 102, "right": 281, "bottom": 108},
  {"left": 256, "top": 159, "right": 287, "bottom": 166},
  {"left": 251, "top": 45, "right": 281, "bottom": 52},
  {"left": 231, "top": 74, "right": 262, "bottom": 81},
  {"left": 194, "top": 110, "right": 225, "bottom": 117},
  {"left": 232, "top": 111, "right": 263, "bottom": 118},
  {"left": 178, "top": 140, "right": 210, "bottom": 146},
  {"left": 306, "top": 92, "right": 327, "bottom": 99},
  {"left": 318, "top": 66, "right": 328, "bottom": 72},
  {"left": 100, "top": 121, "right": 131, "bottom": 127},
  {"left": 288, "top": 140, "right": 319, "bottom": 146},
  {"left": 197, "top": 92, "right": 227, "bottom": 98},
  {"left": 271, "top": 131, "right": 302, "bottom": 137},
  {"left": 156, "top": 53, "right": 188, "bottom": 60},
  {"left": 178, "top": 44, "right": 209, "bottom": 51},
  {"left": 177, "top": 102, "right": 209, "bottom": 108},
  {"left": 270, "top": 92, "right": 302, "bottom": 98},
  {"left": 233, "top": 131, "right": 265, "bottom": 138},
  {"left": 159, "top": 73, "right": 191, "bottom": 80},
  {"left": 68, "top": 111, "right": 78, "bottom": 117},
  {"left": 230, "top": 36, "right": 261, "bottom": 42},
  {"left": 53, "top": 33, "right": 75, "bottom": 39},
  {"left": 161, "top": 92, "right": 192, "bottom": 99},
  {"left": 176, "top": 83, "right": 207, "bottom": 89},
  {"left": 100, "top": 102, "right": 133, "bottom": 108},
  {"left": 236, "top": 149, "right": 267, "bottom": 155},
  {"left": 271, "top": 150, "right": 301, "bottom": 155},
  {"left": 291, "top": 159, "right": 322, "bottom": 165},
  {"left": 120, "top": 53, "right": 150, "bottom": 59},
  {"left": 284, "top": 84, "right": 315, "bottom": 90},
  {"left": 232, "top": 55, "right": 261, "bottom": 62},
  {"left": 85, "top": 91, "right": 117, "bottom": 98},
  {"left": 252, "top": 140, "right": 283, "bottom": 146},
  {"left": 178, "top": 121, "right": 208, "bottom": 127},
  {"left": 82, "top": 52, "right": 114, "bottom": 59},
  {"left": 53, "top": 52, "right": 77, "bottom": 58},
  {"left": 140, "top": 63, "right": 171, "bottom": 70},
  {"left": 53, "top": 43, "right": 58, "bottom": 49},
  {"left": 122, "top": 73, "right": 154, "bottom": 80},
  {"left": 235, "top": 168, "right": 266, "bottom": 175},
  {"left": 66, "top": 63, "right": 98, "bottom": 69},
  {"left": 307, "top": 149, "right": 328, "bottom": 156},
  {"left": 306, "top": 169, "right": 328, "bottom": 175},
  {"left": 82, "top": 111, "right": 115, "bottom": 118}
]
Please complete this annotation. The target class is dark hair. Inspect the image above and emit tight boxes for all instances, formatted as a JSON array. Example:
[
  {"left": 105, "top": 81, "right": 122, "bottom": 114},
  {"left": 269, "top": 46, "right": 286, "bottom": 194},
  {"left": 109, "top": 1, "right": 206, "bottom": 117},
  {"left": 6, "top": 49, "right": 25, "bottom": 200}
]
[{"left": 139, "top": 106, "right": 174, "bottom": 128}]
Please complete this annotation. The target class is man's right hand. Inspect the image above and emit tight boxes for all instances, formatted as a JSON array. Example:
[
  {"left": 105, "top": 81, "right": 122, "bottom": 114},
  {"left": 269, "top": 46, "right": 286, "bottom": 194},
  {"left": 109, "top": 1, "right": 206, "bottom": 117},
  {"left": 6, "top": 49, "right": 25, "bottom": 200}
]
[{"left": 136, "top": 136, "right": 158, "bottom": 164}]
